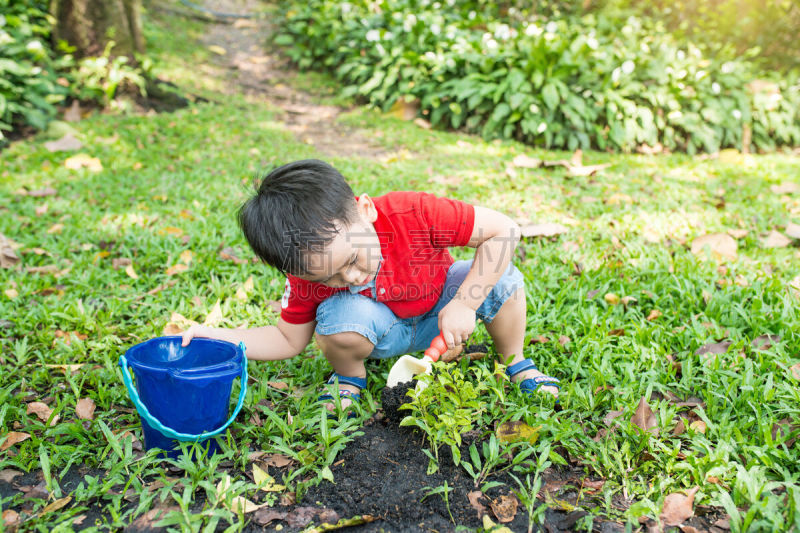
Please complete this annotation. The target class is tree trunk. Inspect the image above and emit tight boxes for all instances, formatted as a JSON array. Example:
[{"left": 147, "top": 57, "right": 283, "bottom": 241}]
[{"left": 51, "top": 0, "right": 145, "bottom": 59}]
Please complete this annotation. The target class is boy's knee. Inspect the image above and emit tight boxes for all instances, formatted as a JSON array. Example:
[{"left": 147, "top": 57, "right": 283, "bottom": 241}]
[{"left": 316, "top": 331, "right": 374, "bottom": 353}]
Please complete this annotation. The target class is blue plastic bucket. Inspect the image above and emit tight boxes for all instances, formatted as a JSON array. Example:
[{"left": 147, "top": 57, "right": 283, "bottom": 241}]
[{"left": 118, "top": 336, "right": 248, "bottom": 458}]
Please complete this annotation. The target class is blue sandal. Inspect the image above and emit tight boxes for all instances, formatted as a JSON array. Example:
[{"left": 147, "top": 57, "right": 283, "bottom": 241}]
[
  {"left": 506, "top": 359, "right": 560, "bottom": 397},
  {"left": 318, "top": 373, "right": 365, "bottom": 418}
]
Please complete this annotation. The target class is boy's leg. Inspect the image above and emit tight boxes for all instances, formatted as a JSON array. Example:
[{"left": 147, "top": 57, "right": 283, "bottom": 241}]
[
  {"left": 484, "top": 286, "right": 559, "bottom": 397},
  {"left": 315, "top": 291, "right": 412, "bottom": 410},
  {"left": 315, "top": 331, "right": 373, "bottom": 411}
]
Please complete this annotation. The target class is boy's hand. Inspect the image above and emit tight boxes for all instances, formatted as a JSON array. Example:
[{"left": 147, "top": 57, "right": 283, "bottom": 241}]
[
  {"left": 438, "top": 300, "right": 476, "bottom": 349},
  {"left": 181, "top": 324, "right": 214, "bottom": 346}
]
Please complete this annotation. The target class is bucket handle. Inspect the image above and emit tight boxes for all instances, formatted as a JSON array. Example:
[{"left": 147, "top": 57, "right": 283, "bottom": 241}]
[{"left": 118, "top": 342, "right": 248, "bottom": 442}]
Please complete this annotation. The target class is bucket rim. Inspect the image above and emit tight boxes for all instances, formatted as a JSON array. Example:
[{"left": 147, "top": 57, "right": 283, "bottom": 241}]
[{"left": 123, "top": 336, "right": 243, "bottom": 377}]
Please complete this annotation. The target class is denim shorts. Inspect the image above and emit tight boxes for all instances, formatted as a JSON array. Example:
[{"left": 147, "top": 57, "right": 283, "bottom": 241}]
[{"left": 315, "top": 260, "right": 525, "bottom": 359}]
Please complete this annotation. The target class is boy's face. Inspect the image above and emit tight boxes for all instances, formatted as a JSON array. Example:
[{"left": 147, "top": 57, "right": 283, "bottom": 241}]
[{"left": 297, "top": 195, "right": 382, "bottom": 288}]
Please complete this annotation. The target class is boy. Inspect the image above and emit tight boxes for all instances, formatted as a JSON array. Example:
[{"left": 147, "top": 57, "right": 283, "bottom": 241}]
[{"left": 181, "top": 159, "right": 558, "bottom": 412}]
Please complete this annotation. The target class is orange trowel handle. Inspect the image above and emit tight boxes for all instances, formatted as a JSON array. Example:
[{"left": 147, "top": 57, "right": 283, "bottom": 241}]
[{"left": 423, "top": 334, "right": 447, "bottom": 362}]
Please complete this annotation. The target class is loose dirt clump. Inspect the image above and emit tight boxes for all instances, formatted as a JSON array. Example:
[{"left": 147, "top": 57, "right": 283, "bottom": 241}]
[{"left": 380, "top": 380, "right": 415, "bottom": 424}]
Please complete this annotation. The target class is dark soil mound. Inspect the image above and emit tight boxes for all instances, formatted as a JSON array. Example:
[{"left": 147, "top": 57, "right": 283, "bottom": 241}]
[{"left": 381, "top": 380, "right": 415, "bottom": 424}]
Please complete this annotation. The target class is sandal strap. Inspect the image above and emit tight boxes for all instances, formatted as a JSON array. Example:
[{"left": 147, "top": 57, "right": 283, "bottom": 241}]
[
  {"left": 326, "top": 373, "right": 366, "bottom": 390},
  {"left": 318, "top": 390, "right": 362, "bottom": 402},
  {"left": 519, "top": 376, "right": 561, "bottom": 391},
  {"left": 505, "top": 359, "right": 539, "bottom": 377}
]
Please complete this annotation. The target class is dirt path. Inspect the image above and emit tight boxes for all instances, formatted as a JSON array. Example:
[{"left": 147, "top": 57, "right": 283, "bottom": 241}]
[{"left": 192, "top": 0, "right": 386, "bottom": 159}]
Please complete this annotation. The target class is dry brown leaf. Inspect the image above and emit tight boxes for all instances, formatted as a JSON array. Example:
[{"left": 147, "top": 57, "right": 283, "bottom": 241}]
[
  {"left": 660, "top": 486, "right": 699, "bottom": 526},
  {"left": 41, "top": 496, "right": 72, "bottom": 514},
  {"left": 647, "top": 309, "right": 662, "bottom": 321},
  {"left": 0, "top": 469, "right": 23, "bottom": 483},
  {"left": 1, "top": 234, "right": 21, "bottom": 269},
  {"left": 47, "top": 223, "right": 64, "bottom": 234},
  {"left": 582, "top": 479, "right": 605, "bottom": 492},
  {"left": 267, "top": 381, "right": 288, "bottom": 390},
  {"left": 770, "top": 183, "right": 800, "bottom": 194},
  {"left": 689, "top": 420, "right": 707, "bottom": 433},
  {"left": 26, "top": 187, "right": 58, "bottom": 197},
  {"left": 44, "top": 134, "right": 83, "bottom": 152},
  {"left": 165, "top": 263, "right": 188, "bottom": 275},
  {"left": 253, "top": 508, "right": 288, "bottom": 526},
  {"left": 35, "top": 203, "right": 48, "bottom": 216},
  {"left": 691, "top": 233, "right": 737, "bottom": 262},
  {"left": 44, "top": 364, "right": 84, "bottom": 373},
  {"left": 203, "top": 300, "right": 223, "bottom": 327},
  {"left": 63, "top": 100, "right": 82, "bottom": 122},
  {"left": 604, "top": 293, "right": 620, "bottom": 305},
  {"left": 694, "top": 341, "right": 732, "bottom": 356},
  {"left": 413, "top": 118, "right": 431, "bottom": 130},
  {"left": 752, "top": 334, "right": 781, "bottom": 350},
  {"left": 785, "top": 223, "right": 800, "bottom": 240},
  {"left": 286, "top": 506, "right": 318, "bottom": 528},
  {"left": 727, "top": 229, "right": 749, "bottom": 239},
  {"left": 179, "top": 250, "right": 193, "bottom": 264},
  {"left": 608, "top": 328, "right": 625, "bottom": 336},
  {"left": 64, "top": 154, "right": 103, "bottom": 171},
  {"left": 76, "top": 398, "right": 96, "bottom": 420},
  {"left": 762, "top": 230, "right": 791, "bottom": 248},
  {"left": 603, "top": 409, "right": 624, "bottom": 426},
  {"left": 262, "top": 453, "right": 295, "bottom": 468},
  {"left": 790, "top": 363, "right": 800, "bottom": 381},
  {"left": 122, "top": 264, "right": 138, "bottom": 280},
  {"left": 2, "top": 509, "right": 20, "bottom": 527},
  {"left": 631, "top": 397, "right": 657, "bottom": 435},
  {"left": 512, "top": 154, "right": 542, "bottom": 168},
  {"left": 468, "top": 490, "right": 488, "bottom": 518},
  {"left": 558, "top": 335, "right": 570, "bottom": 346},
  {"left": 27, "top": 402, "right": 59, "bottom": 425},
  {"left": 490, "top": 493, "right": 518, "bottom": 523},
  {"left": 4, "top": 288, "right": 18, "bottom": 299},
  {"left": 520, "top": 223, "right": 568, "bottom": 238}
]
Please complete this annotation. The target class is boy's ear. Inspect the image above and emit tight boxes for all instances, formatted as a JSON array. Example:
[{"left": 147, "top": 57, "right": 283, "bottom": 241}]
[{"left": 356, "top": 193, "right": 378, "bottom": 223}]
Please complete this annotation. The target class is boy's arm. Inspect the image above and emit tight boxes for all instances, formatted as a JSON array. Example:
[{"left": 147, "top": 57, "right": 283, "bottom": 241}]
[
  {"left": 181, "top": 319, "right": 316, "bottom": 361},
  {"left": 438, "top": 205, "right": 521, "bottom": 348}
]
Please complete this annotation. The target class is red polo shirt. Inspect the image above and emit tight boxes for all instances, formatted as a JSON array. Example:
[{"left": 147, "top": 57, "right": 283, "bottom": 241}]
[{"left": 279, "top": 192, "right": 475, "bottom": 324}]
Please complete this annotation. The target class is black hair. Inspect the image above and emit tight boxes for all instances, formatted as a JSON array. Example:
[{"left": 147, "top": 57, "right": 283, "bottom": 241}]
[{"left": 238, "top": 159, "right": 358, "bottom": 275}]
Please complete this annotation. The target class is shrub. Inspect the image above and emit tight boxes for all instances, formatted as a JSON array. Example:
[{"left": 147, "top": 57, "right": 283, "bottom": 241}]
[
  {"left": 274, "top": 0, "right": 800, "bottom": 153},
  {"left": 0, "top": 0, "right": 70, "bottom": 139}
]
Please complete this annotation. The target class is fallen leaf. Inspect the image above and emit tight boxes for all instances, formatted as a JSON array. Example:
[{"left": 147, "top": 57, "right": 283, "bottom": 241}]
[
  {"left": 496, "top": 420, "right": 540, "bottom": 444},
  {"left": 179, "top": 250, "right": 193, "bottom": 264},
  {"left": 63, "top": 100, "right": 82, "bottom": 122},
  {"left": 165, "top": 263, "right": 188, "bottom": 275},
  {"left": 253, "top": 508, "right": 288, "bottom": 526},
  {"left": 0, "top": 469, "right": 23, "bottom": 483},
  {"left": 1, "top": 431, "right": 31, "bottom": 451},
  {"left": 558, "top": 335, "right": 570, "bottom": 346},
  {"left": 608, "top": 328, "right": 625, "bottom": 336},
  {"left": 252, "top": 464, "right": 286, "bottom": 492},
  {"left": 286, "top": 506, "right": 318, "bottom": 528},
  {"left": 159, "top": 226, "right": 184, "bottom": 237},
  {"left": 5, "top": 288, "right": 18, "bottom": 299},
  {"left": 43, "top": 363, "right": 82, "bottom": 373},
  {"left": 660, "top": 486, "right": 699, "bottom": 526},
  {"left": 689, "top": 420, "right": 707, "bottom": 433},
  {"left": 785, "top": 223, "right": 800, "bottom": 240},
  {"left": 604, "top": 293, "right": 620, "bottom": 305},
  {"left": 47, "top": 223, "right": 64, "bottom": 234},
  {"left": 790, "top": 276, "right": 800, "bottom": 299},
  {"left": 647, "top": 309, "right": 662, "bottom": 320},
  {"left": 413, "top": 118, "right": 431, "bottom": 129},
  {"left": 490, "top": 493, "right": 518, "bottom": 523},
  {"left": 387, "top": 98, "right": 420, "bottom": 121},
  {"left": 35, "top": 203, "right": 48, "bottom": 216},
  {"left": 41, "top": 495, "right": 72, "bottom": 514},
  {"left": 631, "top": 397, "right": 657, "bottom": 435},
  {"left": 208, "top": 45, "right": 227, "bottom": 55},
  {"left": 482, "top": 515, "right": 514, "bottom": 533},
  {"left": 125, "top": 264, "right": 139, "bottom": 279},
  {"left": 44, "top": 134, "right": 83, "bottom": 152},
  {"left": 752, "top": 334, "right": 781, "bottom": 350},
  {"left": 762, "top": 230, "right": 791, "bottom": 248},
  {"left": 76, "top": 398, "right": 96, "bottom": 420},
  {"left": 790, "top": 363, "right": 800, "bottom": 381},
  {"left": 262, "top": 454, "right": 294, "bottom": 468},
  {"left": 112, "top": 257, "right": 131, "bottom": 269},
  {"left": 27, "top": 402, "right": 59, "bottom": 425},
  {"left": 520, "top": 223, "right": 568, "bottom": 238},
  {"left": 727, "top": 229, "right": 749, "bottom": 239},
  {"left": 468, "top": 490, "right": 487, "bottom": 518},
  {"left": 586, "top": 289, "right": 600, "bottom": 299},
  {"left": 621, "top": 295, "right": 637, "bottom": 306},
  {"left": 603, "top": 409, "right": 624, "bottom": 426},
  {"left": 2, "top": 509, "right": 20, "bottom": 528},
  {"left": 691, "top": 233, "right": 737, "bottom": 262},
  {"left": 770, "top": 183, "right": 800, "bottom": 194},
  {"left": 512, "top": 154, "right": 542, "bottom": 168},
  {"left": 304, "top": 515, "right": 377, "bottom": 532},
  {"left": 216, "top": 476, "right": 265, "bottom": 513},
  {"left": 695, "top": 341, "right": 732, "bottom": 356},
  {"left": 203, "top": 300, "right": 223, "bottom": 327},
  {"left": 267, "top": 381, "right": 288, "bottom": 390},
  {"left": 1, "top": 234, "right": 21, "bottom": 268},
  {"left": 528, "top": 335, "right": 549, "bottom": 344},
  {"left": 582, "top": 479, "right": 605, "bottom": 492},
  {"left": 64, "top": 154, "right": 103, "bottom": 172},
  {"left": 25, "top": 187, "right": 58, "bottom": 197}
]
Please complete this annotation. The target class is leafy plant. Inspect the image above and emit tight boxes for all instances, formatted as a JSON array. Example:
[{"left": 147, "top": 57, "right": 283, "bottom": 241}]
[
  {"left": 399, "top": 361, "right": 493, "bottom": 473},
  {"left": 421, "top": 481, "right": 455, "bottom": 523},
  {"left": 274, "top": 0, "right": 800, "bottom": 153},
  {"left": 69, "top": 41, "right": 148, "bottom": 106}
]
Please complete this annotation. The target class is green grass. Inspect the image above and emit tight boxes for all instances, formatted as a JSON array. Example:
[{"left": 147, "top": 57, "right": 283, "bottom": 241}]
[{"left": 1, "top": 7, "right": 800, "bottom": 532}]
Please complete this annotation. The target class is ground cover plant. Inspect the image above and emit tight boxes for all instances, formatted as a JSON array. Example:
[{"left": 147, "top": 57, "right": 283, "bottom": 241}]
[
  {"left": 2, "top": 1, "right": 800, "bottom": 531},
  {"left": 274, "top": 0, "right": 800, "bottom": 154}
]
